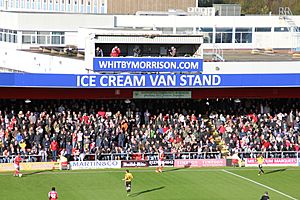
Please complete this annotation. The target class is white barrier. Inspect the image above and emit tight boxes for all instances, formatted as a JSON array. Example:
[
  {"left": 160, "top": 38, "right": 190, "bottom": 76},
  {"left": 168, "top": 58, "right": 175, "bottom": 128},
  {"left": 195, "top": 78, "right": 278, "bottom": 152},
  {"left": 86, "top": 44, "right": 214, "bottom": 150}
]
[
  {"left": 0, "top": 162, "right": 59, "bottom": 172},
  {"left": 70, "top": 160, "right": 121, "bottom": 170},
  {"left": 245, "top": 158, "right": 298, "bottom": 167}
]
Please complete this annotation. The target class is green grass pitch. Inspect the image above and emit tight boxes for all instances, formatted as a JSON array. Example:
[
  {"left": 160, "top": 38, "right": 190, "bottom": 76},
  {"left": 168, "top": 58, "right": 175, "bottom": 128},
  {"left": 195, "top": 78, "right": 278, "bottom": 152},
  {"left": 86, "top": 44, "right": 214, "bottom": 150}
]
[{"left": 1, "top": 167, "right": 299, "bottom": 200}]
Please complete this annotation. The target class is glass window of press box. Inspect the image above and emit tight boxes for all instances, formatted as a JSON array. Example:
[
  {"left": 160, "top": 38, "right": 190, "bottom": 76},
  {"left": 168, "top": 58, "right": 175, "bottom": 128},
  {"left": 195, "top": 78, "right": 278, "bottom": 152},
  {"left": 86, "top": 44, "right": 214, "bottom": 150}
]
[
  {"left": 176, "top": 27, "right": 194, "bottom": 35},
  {"left": 0, "top": 0, "right": 107, "bottom": 14},
  {"left": 274, "top": 27, "right": 290, "bottom": 32},
  {"left": 196, "top": 27, "right": 213, "bottom": 43},
  {"left": 22, "top": 31, "right": 65, "bottom": 45},
  {"left": 235, "top": 28, "right": 252, "bottom": 43},
  {"left": 254, "top": 27, "right": 272, "bottom": 32},
  {"left": 0, "top": 29, "right": 18, "bottom": 43},
  {"left": 215, "top": 27, "right": 232, "bottom": 43}
]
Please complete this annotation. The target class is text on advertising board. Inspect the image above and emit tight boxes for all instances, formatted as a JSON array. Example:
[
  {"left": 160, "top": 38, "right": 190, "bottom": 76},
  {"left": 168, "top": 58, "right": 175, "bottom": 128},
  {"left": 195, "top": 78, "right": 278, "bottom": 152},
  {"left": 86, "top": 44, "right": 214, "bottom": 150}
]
[
  {"left": 76, "top": 74, "right": 221, "bottom": 87},
  {"left": 1, "top": 73, "right": 300, "bottom": 88},
  {"left": 0, "top": 162, "right": 58, "bottom": 172},
  {"left": 133, "top": 91, "right": 191, "bottom": 99},
  {"left": 148, "top": 160, "right": 174, "bottom": 167},
  {"left": 121, "top": 160, "right": 148, "bottom": 168},
  {"left": 245, "top": 158, "right": 297, "bottom": 167},
  {"left": 174, "top": 159, "right": 226, "bottom": 167},
  {"left": 93, "top": 57, "right": 203, "bottom": 72},
  {"left": 70, "top": 161, "right": 121, "bottom": 170}
]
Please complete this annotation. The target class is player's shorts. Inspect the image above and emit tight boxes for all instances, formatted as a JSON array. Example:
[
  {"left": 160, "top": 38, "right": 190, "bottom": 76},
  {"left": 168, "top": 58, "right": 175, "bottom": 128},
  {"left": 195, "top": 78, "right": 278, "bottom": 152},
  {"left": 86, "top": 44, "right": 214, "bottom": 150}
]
[
  {"left": 258, "top": 164, "right": 263, "bottom": 169},
  {"left": 125, "top": 181, "right": 131, "bottom": 188},
  {"left": 14, "top": 164, "right": 20, "bottom": 170},
  {"left": 158, "top": 160, "right": 164, "bottom": 167}
]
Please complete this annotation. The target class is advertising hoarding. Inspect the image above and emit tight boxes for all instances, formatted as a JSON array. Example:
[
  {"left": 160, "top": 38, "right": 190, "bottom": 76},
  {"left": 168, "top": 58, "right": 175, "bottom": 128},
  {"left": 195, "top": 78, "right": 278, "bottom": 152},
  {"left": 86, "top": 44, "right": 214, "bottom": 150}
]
[
  {"left": 1, "top": 73, "right": 300, "bottom": 88},
  {"left": 0, "top": 162, "right": 58, "bottom": 172},
  {"left": 133, "top": 91, "right": 191, "bottom": 99},
  {"left": 93, "top": 57, "right": 203, "bottom": 72},
  {"left": 148, "top": 160, "right": 174, "bottom": 167},
  {"left": 70, "top": 160, "right": 121, "bottom": 170},
  {"left": 121, "top": 160, "right": 148, "bottom": 168},
  {"left": 174, "top": 159, "right": 226, "bottom": 168},
  {"left": 245, "top": 158, "right": 298, "bottom": 167}
]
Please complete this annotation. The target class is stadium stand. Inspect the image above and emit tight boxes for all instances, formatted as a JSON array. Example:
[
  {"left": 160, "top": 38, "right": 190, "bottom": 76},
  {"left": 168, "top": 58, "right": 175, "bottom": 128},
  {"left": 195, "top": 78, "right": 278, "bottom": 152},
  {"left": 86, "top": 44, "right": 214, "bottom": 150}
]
[{"left": 0, "top": 99, "right": 299, "bottom": 163}]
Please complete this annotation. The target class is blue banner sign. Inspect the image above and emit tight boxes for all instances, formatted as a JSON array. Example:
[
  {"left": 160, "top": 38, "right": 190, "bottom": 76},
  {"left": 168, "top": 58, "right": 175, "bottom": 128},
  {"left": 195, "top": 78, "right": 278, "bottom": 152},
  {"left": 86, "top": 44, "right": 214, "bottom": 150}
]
[
  {"left": 93, "top": 57, "right": 203, "bottom": 72},
  {"left": 0, "top": 73, "right": 300, "bottom": 88}
]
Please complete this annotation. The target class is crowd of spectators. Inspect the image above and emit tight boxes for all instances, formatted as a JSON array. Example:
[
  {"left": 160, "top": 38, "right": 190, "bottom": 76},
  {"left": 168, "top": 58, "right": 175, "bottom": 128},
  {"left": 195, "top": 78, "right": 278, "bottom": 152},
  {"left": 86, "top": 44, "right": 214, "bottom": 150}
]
[{"left": 0, "top": 99, "right": 299, "bottom": 163}]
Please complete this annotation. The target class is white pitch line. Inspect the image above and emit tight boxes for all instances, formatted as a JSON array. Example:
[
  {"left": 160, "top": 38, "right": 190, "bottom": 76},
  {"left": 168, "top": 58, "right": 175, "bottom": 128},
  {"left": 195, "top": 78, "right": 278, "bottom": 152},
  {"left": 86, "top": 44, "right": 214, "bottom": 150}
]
[{"left": 223, "top": 170, "right": 298, "bottom": 200}]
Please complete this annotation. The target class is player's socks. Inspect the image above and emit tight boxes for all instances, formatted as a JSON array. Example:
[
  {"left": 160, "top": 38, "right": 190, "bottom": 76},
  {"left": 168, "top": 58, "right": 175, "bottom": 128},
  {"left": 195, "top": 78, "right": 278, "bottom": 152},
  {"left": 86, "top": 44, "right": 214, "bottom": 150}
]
[
  {"left": 159, "top": 167, "right": 163, "bottom": 173},
  {"left": 156, "top": 167, "right": 159, "bottom": 173}
]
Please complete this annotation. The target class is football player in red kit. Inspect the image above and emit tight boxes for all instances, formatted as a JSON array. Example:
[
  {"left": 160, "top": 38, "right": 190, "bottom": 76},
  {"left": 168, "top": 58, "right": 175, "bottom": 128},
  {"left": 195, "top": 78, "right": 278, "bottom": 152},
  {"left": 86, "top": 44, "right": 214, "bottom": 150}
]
[
  {"left": 156, "top": 147, "right": 164, "bottom": 173},
  {"left": 13, "top": 153, "right": 22, "bottom": 177},
  {"left": 48, "top": 187, "right": 58, "bottom": 200}
]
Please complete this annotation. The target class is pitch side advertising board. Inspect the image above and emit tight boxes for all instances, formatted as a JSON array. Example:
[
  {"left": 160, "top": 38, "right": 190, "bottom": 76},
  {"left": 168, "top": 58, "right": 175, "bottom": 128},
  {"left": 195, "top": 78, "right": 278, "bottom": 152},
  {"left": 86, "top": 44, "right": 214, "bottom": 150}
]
[
  {"left": 245, "top": 158, "right": 298, "bottom": 167},
  {"left": 0, "top": 162, "right": 58, "bottom": 172},
  {"left": 148, "top": 160, "right": 174, "bottom": 167},
  {"left": 70, "top": 160, "right": 121, "bottom": 170},
  {"left": 174, "top": 159, "right": 226, "bottom": 168},
  {"left": 121, "top": 160, "right": 148, "bottom": 168}
]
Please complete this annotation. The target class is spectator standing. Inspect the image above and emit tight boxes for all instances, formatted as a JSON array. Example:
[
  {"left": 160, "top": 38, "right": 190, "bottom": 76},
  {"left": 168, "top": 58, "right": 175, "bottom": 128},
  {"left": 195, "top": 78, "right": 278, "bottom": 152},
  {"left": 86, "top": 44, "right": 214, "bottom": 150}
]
[
  {"left": 43, "top": 135, "right": 51, "bottom": 152},
  {"left": 144, "top": 109, "right": 150, "bottom": 125},
  {"left": 168, "top": 46, "right": 177, "bottom": 57},
  {"left": 110, "top": 46, "right": 121, "bottom": 57},
  {"left": 95, "top": 47, "right": 104, "bottom": 57},
  {"left": 133, "top": 46, "right": 141, "bottom": 57},
  {"left": 50, "top": 140, "right": 58, "bottom": 161},
  {"left": 66, "top": 142, "right": 72, "bottom": 155},
  {"left": 39, "top": 147, "right": 48, "bottom": 162}
]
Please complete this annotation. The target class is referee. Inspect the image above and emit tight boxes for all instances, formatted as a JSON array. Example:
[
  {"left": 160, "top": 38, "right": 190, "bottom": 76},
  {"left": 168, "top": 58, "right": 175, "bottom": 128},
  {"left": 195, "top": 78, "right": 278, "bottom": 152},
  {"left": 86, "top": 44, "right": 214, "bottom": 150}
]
[
  {"left": 122, "top": 169, "right": 134, "bottom": 196},
  {"left": 256, "top": 154, "right": 265, "bottom": 176}
]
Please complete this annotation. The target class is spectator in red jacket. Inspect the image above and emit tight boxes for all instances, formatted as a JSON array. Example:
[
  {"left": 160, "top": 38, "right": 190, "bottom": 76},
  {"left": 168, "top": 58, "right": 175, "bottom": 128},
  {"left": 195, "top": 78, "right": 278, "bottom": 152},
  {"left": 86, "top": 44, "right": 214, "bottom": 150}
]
[
  {"left": 50, "top": 140, "right": 58, "bottom": 161},
  {"left": 110, "top": 46, "right": 121, "bottom": 57}
]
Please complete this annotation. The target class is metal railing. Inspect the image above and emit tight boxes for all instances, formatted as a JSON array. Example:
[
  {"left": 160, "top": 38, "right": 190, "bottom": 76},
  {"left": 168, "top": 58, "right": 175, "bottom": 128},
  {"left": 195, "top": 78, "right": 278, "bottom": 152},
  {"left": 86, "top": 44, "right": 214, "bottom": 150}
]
[
  {"left": 92, "top": 152, "right": 222, "bottom": 161},
  {"left": 1, "top": 151, "right": 299, "bottom": 163},
  {"left": 238, "top": 151, "right": 300, "bottom": 159},
  {"left": 279, "top": 7, "right": 300, "bottom": 52}
]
